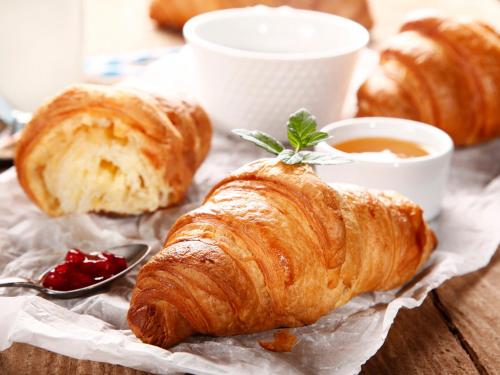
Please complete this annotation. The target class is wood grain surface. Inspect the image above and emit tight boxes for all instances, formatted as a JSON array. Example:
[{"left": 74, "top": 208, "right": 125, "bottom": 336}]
[
  {"left": 1, "top": 0, "right": 499, "bottom": 374},
  {"left": 0, "top": 343, "right": 147, "bottom": 375},
  {"left": 433, "top": 251, "right": 500, "bottom": 375},
  {"left": 362, "top": 249, "right": 500, "bottom": 375},
  {"left": 361, "top": 298, "right": 478, "bottom": 375}
]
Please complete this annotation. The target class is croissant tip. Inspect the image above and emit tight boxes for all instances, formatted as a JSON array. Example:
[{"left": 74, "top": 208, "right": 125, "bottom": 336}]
[
  {"left": 128, "top": 304, "right": 173, "bottom": 349},
  {"left": 128, "top": 305, "right": 151, "bottom": 337}
]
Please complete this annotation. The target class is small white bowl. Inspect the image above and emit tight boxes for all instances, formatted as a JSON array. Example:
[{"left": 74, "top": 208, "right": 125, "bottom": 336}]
[
  {"left": 183, "top": 6, "right": 369, "bottom": 140},
  {"left": 315, "top": 117, "right": 453, "bottom": 220}
]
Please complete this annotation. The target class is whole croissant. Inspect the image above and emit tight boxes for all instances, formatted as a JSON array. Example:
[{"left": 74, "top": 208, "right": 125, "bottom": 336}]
[
  {"left": 357, "top": 16, "right": 500, "bottom": 146},
  {"left": 128, "top": 159, "right": 436, "bottom": 348},
  {"left": 15, "top": 84, "right": 211, "bottom": 216},
  {"left": 150, "top": 0, "right": 373, "bottom": 31}
]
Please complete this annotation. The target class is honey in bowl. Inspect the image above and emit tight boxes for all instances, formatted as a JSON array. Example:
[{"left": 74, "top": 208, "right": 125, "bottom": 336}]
[{"left": 332, "top": 137, "right": 429, "bottom": 160}]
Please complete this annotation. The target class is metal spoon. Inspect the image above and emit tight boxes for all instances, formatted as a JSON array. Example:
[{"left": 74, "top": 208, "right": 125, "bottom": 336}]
[
  {"left": 0, "top": 95, "right": 30, "bottom": 135},
  {"left": 0, "top": 243, "right": 151, "bottom": 299},
  {"left": 0, "top": 95, "right": 30, "bottom": 160}
]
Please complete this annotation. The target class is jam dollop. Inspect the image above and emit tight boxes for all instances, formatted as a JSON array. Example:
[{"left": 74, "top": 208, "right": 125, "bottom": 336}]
[{"left": 42, "top": 249, "right": 128, "bottom": 291}]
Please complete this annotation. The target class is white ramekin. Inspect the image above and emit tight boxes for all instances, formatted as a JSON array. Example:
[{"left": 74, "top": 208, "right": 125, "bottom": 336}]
[
  {"left": 315, "top": 117, "right": 454, "bottom": 220},
  {"left": 183, "top": 6, "right": 369, "bottom": 140}
]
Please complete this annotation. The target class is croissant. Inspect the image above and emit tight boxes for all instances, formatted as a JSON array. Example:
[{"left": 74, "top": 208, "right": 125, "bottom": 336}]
[
  {"left": 150, "top": 0, "right": 373, "bottom": 31},
  {"left": 356, "top": 15, "right": 500, "bottom": 146},
  {"left": 128, "top": 159, "right": 436, "bottom": 348},
  {"left": 15, "top": 84, "right": 211, "bottom": 216}
]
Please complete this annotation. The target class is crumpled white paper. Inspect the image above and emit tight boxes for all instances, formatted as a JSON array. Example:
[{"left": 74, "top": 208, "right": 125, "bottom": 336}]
[
  {"left": 1, "top": 48, "right": 499, "bottom": 374},
  {"left": 0, "top": 132, "right": 499, "bottom": 375}
]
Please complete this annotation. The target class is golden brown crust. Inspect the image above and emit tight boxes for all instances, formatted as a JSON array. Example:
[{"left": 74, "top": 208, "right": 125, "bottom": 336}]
[
  {"left": 128, "top": 159, "right": 436, "bottom": 348},
  {"left": 356, "top": 15, "right": 500, "bottom": 146},
  {"left": 15, "top": 84, "right": 212, "bottom": 216},
  {"left": 150, "top": 0, "right": 373, "bottom": 31}
]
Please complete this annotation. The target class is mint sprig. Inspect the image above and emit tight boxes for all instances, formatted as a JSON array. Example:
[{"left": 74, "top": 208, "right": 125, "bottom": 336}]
[{"left": 233, "top": 108, "right": 352, "bottom": 166}]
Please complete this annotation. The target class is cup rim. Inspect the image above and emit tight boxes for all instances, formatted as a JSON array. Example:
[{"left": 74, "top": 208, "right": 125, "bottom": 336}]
[
  {"left": 183, "top": 6, "right": 369, "bottom": 61},
  {"left": 316, "top": 117, "right": 454, "bottom": 165}
]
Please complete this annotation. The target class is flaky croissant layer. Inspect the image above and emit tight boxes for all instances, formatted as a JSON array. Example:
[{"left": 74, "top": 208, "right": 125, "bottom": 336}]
[
  {"left": 15, "top": 84, "right": 211, "bottom": 216},
  {"left": 128, "top": 159, "right": 436, "bottom": 348},
  {"left": 357, "top": 15, "right": 500, "bottom": 146}
]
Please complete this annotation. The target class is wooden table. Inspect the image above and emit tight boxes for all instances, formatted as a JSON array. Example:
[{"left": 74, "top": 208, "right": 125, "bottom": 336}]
[{"left": 1, "top": 0, "right": 499, "bottom": 373}]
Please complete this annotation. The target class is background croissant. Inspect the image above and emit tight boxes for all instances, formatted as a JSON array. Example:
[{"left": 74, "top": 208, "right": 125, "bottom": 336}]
[
  {"left": 15, "top": 84, "right": 211, "bottom": 216},
  {"left": 128, "top": 159, "right": 436, "bottom": 349},
  {"left": 357, "top": 15, "right": 500, "bottom": 146},
  {"left": 149, "top": 0, "right": 373, "bottom": 31}
]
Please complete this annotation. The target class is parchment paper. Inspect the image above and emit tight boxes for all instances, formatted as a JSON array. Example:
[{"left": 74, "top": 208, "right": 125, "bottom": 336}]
[{"left": 0, "top": 49, "right": 499, "bottom": 374}]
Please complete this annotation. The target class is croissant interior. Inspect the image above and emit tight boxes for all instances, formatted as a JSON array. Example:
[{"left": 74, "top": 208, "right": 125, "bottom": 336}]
[{"left": 15, "top": 85, "right": 211, "bottom": 216}]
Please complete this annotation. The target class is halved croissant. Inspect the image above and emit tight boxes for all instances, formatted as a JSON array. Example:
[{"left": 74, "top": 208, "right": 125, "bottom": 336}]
[
  {"left": 128, "top": 159, "right": 436, "bottom": 348},
  {"left": 357, "top": 15, "right": 500, "bottom": 146},
  {"left": 15, "top": 84, "right": 211, "bottom": 216},
  {"left": 150, "top": 0, "right": 373, "bottom": 31}
]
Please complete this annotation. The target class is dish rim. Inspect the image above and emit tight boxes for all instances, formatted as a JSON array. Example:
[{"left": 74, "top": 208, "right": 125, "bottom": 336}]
[
  {"left": 183, "top": 6, "right": 370, "bottom": 61},
  {"left": 316, "top": 117, "right": 454, "bottom": 165}
]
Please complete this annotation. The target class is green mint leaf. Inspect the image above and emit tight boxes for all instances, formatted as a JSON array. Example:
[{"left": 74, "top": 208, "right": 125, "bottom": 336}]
[
  {"left": 288, "top": 109, "right": 317, "bottom": 138},
  {"left": 277, "top": 149, "right": 304, "bottom": 165},
  {"left": 287, "top": 109, "right": 317, "bottom": 150},
  {"left": 299, "top": 151, "right": 353, "bottom": 165},
  {"left": 233, "top": 129, "right": 284, "bottom": 155},
  {"left": 287, "top": 129, "right": 301, "bottom": 150},
  {"left": 303, "top": 131, "right": 330, "bottom": 147}
]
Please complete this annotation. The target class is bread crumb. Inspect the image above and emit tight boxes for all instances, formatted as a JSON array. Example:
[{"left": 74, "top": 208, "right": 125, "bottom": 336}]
[{"left": 259, "top": 329, "right": 297, "bottom": 352}]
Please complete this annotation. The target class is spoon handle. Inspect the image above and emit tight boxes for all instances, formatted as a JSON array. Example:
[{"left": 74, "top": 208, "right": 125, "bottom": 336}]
[{"left": 0, "top": 277, "right": 40, "bottom": 290}]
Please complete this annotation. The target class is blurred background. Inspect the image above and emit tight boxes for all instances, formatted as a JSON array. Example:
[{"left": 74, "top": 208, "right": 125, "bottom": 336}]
[
  {"left": 1, "top": 0, "right": 499, "bottom": 160},
  {"left": 85, "top": 0, "right": 500, "bottom": 55}
]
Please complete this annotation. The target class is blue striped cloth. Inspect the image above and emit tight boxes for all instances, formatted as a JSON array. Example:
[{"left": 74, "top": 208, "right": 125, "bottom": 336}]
[{"left": 85, "top": 47, "right": 181, "bottom": 82}]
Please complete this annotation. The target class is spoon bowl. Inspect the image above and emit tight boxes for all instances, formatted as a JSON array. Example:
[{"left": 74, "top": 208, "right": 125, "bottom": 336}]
[{"left": 0, "top": 243, "right": 150, "bottom": 299}]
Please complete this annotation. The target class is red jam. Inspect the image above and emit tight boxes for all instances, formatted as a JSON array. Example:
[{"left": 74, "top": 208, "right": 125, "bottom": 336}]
[{"left": 42, "top": 249, "right": 127, "bottom": 291}]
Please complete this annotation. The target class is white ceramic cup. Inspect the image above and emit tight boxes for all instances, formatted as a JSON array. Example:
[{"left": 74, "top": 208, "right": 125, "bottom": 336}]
[
  {"left": 0, "top": 0, "right": 83, "bottom": 112},
  {"left": 315, "top": 117, "right": 454, "bottom": 220},
  {"left": 183, "top": 6, "right": 369, "bottom": 140}
]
